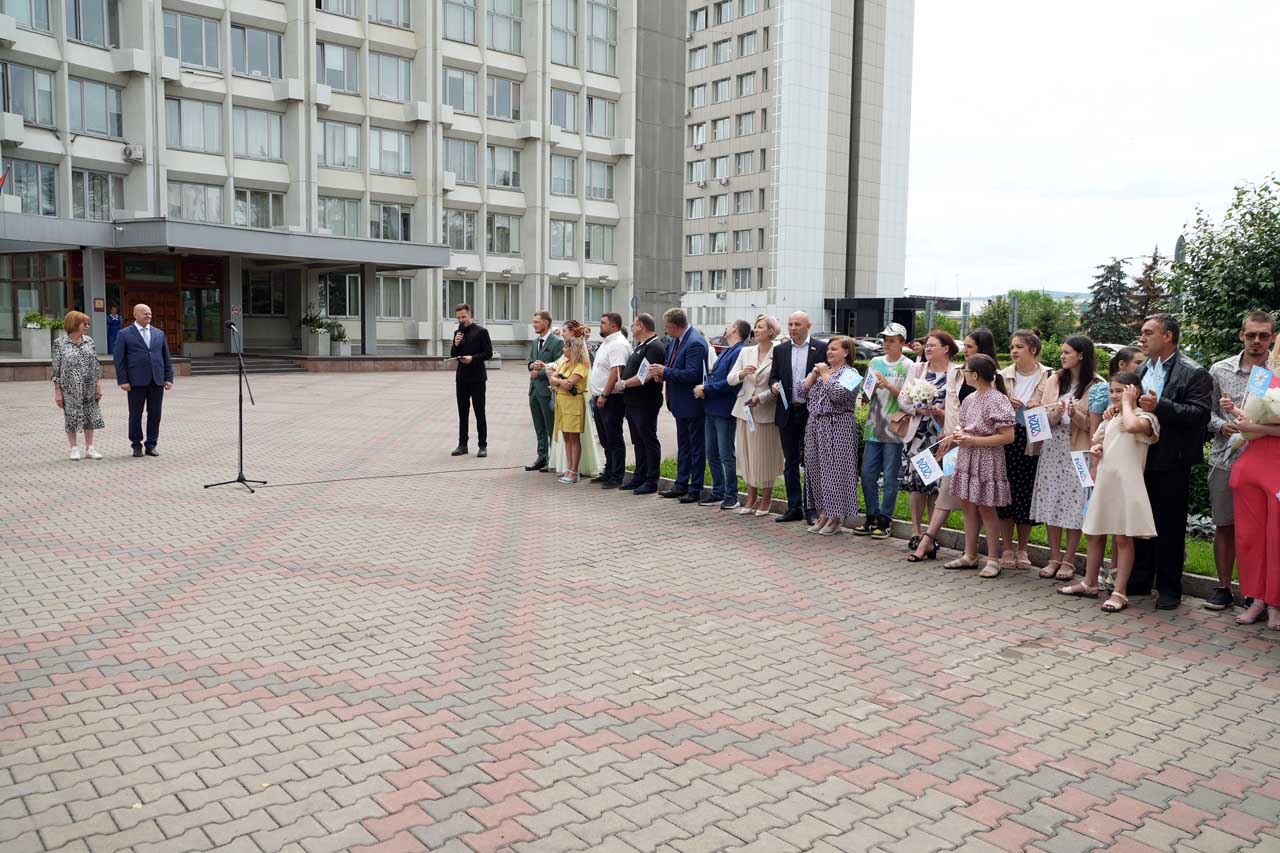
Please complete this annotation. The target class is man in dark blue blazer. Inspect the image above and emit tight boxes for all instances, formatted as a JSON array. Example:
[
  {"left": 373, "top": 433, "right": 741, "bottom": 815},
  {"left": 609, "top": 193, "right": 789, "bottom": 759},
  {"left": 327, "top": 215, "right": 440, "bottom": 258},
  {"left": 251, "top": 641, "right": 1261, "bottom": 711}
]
[
  {"left": 696, "top": 319, "right": 748, "bottom": 509},
  {"left": 649, "top": 307, "right": 709, "bottom": 503},
  {"left": 770, "top": 311, "right": 827, "bottom": 524},
  {"left": 112, "top": 303, "right": 174, "bottom": 457}
]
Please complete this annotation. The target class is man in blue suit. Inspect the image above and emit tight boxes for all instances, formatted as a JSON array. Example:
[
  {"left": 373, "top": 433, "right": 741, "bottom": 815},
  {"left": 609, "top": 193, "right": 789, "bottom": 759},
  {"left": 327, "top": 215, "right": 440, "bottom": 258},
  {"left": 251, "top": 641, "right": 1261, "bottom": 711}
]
[
  {"left": 112, "top": 303, "right": 174, "bottom": 457},
  {"left": 649, "top": 307, "right": 708, "bottom": 504},
  {"left": 695, "top": 319, "right": 748, "bottom": 509}
]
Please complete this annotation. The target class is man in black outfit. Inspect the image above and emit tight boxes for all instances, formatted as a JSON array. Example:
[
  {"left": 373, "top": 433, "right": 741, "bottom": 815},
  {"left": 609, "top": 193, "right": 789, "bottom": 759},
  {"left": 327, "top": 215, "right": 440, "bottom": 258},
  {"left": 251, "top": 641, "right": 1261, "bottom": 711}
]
[
  {"left": 450, "top": 303, "right": 493, "bottom": 458},
  {"left": 617, "top": 313, "right": 666, "bottom": 496},
  {"left": 770, "top": 310, "right": 826, "bottom": 525},
  {"left": 1131, "top": 313, "right": 1213, "bottom": 610}
]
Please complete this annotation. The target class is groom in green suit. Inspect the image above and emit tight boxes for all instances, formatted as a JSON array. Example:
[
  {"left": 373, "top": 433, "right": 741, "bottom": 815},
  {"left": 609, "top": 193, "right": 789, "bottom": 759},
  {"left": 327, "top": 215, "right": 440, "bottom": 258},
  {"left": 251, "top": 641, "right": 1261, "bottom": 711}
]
[{"left": 526, "top": 310, "right": 564, "bottom": 471}]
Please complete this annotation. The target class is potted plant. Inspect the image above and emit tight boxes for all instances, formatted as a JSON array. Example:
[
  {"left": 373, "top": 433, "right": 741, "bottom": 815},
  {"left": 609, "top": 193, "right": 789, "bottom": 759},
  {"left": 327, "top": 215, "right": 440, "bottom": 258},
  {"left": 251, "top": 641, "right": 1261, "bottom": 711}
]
[
  {"left": 328, "top": 322, "right": 352, "bottom": 357},
  {"left": 300, "top": 306, "right": 329, "bottom": 357},
  {"left": 20, "top": 311, "right": 58, "bottom": 360}
]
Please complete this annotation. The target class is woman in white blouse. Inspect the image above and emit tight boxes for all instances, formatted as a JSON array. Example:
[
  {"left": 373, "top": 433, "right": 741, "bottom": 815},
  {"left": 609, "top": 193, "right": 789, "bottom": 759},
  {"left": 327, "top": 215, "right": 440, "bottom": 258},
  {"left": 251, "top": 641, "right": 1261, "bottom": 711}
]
[{"left": 728, "top": 315, "right": 787, "bottom": 516}]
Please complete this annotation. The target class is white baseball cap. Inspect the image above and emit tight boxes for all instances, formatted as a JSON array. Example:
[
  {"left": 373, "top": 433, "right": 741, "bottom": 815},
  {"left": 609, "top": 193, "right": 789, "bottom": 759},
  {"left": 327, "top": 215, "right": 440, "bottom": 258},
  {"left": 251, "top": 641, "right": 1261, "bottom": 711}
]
[{"left": 879, "top": 322, "right": 908, "bottom": 340}]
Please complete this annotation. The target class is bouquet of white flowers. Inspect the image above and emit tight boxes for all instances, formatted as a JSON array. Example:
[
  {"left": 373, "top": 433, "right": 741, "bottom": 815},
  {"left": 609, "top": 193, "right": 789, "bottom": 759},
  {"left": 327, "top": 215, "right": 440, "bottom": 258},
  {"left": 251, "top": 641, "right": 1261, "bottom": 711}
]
[
  {"left": 900, "top": 376, "right": 939, "bottom": 408},
  {"left": 1243, "top": 385, "right": 1280, "bottom": 425}
]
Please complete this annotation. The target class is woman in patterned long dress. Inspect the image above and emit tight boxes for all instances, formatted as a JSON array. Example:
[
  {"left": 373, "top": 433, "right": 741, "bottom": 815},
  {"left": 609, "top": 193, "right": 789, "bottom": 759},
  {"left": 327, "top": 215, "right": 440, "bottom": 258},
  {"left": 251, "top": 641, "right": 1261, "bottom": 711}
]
[
  {"left": 51, "top": 311, "right": 105, "bottom": 461},
  {"left": 803, "top": 336, "right": 861, "bottom": 535},
  {"left": 946, "top": 354, "right": 1016, "bottom": 577},
  {"left": 1028, "top": 336, "right": 1108, "bottom": 580},
  {"left": 898, "top": 331, "right": 959, "bottom": 549},
  {"left": 996, "top": 330, "right": 1052, "bottom": 570}
]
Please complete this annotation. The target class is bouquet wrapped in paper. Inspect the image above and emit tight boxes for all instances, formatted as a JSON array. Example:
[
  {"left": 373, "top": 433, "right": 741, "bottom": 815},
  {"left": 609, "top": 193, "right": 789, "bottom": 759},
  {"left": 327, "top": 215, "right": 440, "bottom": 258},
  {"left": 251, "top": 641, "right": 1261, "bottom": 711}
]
[
  {"left": 900, "top": 376, "right": 940, "bottom": 409},
  {"left": 1243, "top": 386, "right": 1280, "bottom": 425}
]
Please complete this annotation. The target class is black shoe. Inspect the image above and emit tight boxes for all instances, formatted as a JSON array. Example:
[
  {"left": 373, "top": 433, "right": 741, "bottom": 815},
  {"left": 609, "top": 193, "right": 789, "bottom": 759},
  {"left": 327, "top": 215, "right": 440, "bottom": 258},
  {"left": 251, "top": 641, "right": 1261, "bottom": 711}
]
[
  {"left": 618, "top": 480, "right": 641, "bottom": 490},
  {"left": 525, "top": 459, "right": 548, "bottom": 471},
  {"left": 144, "top": 447, "right": 159, "bottom": 457},
  {"left": 679, "top": 492, "right": 703, "bottom": 504},
  {"left": 477, "top": 447, "right": 487, "bottom": 458},
  {"left": 451, "top": 446, "right": 468, "bottom": 456},
  {"left": 776, "top": 508, "right": 804, "bottom": 522},
  {"left": 1155, "top": 594, "right": 1181, "bottom": 611},
  {"left": 697, "top": 494, "right": 721, "bottom": 506},
  {"left": 132, "top": 447, "right": 143, "bottom": 458},
  {"left": 633, "top": 484, "right": 657, "bottom": 495},
  {"left": 870, "top": 516, "right": 892, "bottom": 540},
  {"left": 1203, "top": 587, "right": 1235, "bottom": 611},
  {"left": 591, "top": 475, "right": 609, "bottom": 483},
  {"left": 600, "top": 481, "right": 620, "bottom": 490},
  {"left": 805, "top": 514, "right": 819, "bottom": 526},
  {"left": 659, "top": 488, "right": 687, "bottom": 499},
  {"left": 851, "top": 518, "right": 875, "bottom": 536}
]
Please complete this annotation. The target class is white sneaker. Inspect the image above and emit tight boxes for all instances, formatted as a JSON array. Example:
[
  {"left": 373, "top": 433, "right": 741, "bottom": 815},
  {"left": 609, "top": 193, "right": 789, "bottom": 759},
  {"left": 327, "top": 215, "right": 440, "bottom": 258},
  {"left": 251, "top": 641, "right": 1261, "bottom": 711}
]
[
  {"left": 85, "top": 446, "right": 102, "bottom": 460},
  {"left": 69, "top": 446, "right": 82, "bottom": 461}
]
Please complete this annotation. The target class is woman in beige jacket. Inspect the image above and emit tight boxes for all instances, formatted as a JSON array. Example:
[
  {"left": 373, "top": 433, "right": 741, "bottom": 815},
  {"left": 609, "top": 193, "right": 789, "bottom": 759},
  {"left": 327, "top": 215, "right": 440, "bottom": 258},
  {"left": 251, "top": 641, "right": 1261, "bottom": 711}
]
[{"left": 728, "top": 315, "right": 786, "bottom": 516}]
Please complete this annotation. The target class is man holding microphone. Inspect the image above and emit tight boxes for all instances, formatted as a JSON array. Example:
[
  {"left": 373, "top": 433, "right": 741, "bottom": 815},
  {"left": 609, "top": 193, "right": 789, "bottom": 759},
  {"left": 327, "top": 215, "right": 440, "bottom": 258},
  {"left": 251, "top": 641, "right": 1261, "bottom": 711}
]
[{"left": 450, "top": 303, "right": 493, "bottom": 458}]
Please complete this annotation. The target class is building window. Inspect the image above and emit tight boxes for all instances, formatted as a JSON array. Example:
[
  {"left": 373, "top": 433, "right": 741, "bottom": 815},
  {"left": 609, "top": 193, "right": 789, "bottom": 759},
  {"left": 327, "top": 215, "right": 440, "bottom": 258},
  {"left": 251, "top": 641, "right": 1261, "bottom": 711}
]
[
  {"left": 585, "top": 0, "right": 616, "bottom": 75},
  {"left": 443, "top": 209, "right": 476, "bottom": 251},
  {"left": 688, "top": 46, "right": 707, "bottom": 71},
  {"left": 317, "top": 120, "right": 360, "bottom": 169},
  {"left": 710, "top": 231, "right": 728, "bottom": 254},
  {"left": 231, "top": 25, "right": 282, "bottom": 79},
  {"left": 487, "top": 0, "right": 522, "bottom": 54},
  {"left": 486, "top": 213, "right": 520, "bottom": 254},
  {"left": 551, "top": 283, "right": 573, "bottom": 320},
  {"left": 710, "top": 193, "right": 728, "bottom": 216},
  {"left": 317, "top": 0, "right": 357, "bottom": 17},
  {"left": 3, "top": 0, "right": 50, "bottom": 31},
  {"left": 165, "top": 98, "right": 222, "bottom": 154},
  {"left": 486, "top": 145, "right": 521, "bottom": 189},
  {"left": 69, "top": 78, "right": 123, "bottom": 138},
  {"left": 733, "top": 268, "right": 751, "bottom": 289},
  {"left": 710, "top": 269, "right": 726, "bottom": 291},
  {"left": 487, "top": 281, "right": 519, "bottom": 321},
  {"left": 712, "top": 78, "right": 731, "bottom": 103},
  {"left": 740, "top": 0, "right": 758, "bottom": 14},
  {"left": 761, "top": 106, "right": 768, "bottom": 129},
  {"left": 549, "top": 220, "right": 575, "bottom": 258},
  {"left": 713, "top": 0, "right": 732, "bottom": 24},
  {"left": 369, "top": 127, "right": 412, "bottom": 175},
  {"left": 584, "top": 223, "right": 614, "bottom": 263},
  {"left": 762, "top": 67, "right": 769, "bottom": 90},
  {"left": 370, "top": 201, "right": 411, "bottom": 241},
  {"left": 550, "top": 154, "right": 576, "bottom": 196},
  {"left": 317, "top": 43, "right": 359, "bottom": 93},
  {"left": 550, "top": 88, "right": 578, "bottom": 131},
  {"left": 688, "top": 123, "right": 706, "bottom": 146},
  {"left": 234, "top": 188, "right": 285, "bottom": 229},
  {"left": 67, "top": 0, "right": 119, "bottom": 48},
  {"left": 738, "top": 32, "right": 758, "bottom": 56},
  {"left": 246, "top": 272, "right": 286, "bottom": 316},
  {"left": 442, "top": 67, "right": 477, "bottom": 114},
  {"left": 685, "top": 271, "right": 703, "bottom": 292},
  {"left": 735, "top": 151, "right": 754, "bottom": 174},
  {"left": 688, "top": 84, "right": 707, "bottom": 109},
  {"left": 686, "top": 160, "right": 706, "bottom": 183},
  {"left": 444, "top": 137, "right": 478, "bottom": 183},
  {"left": 711, "top": 156, "right": 728, "bottom": 179},
  {"left": 444, "top": 279, "right": 475, "bottom": 313},
  {"left": 738, "top": 72, "right": 756, "bottom": 97},
  {"left": 584, "top": 285, "right": 611, "bottom": 318},
  {"left": 232, "top": 107, "right": 284, "bottom": 161},
  {"left": 167, "top": 181, "right": 223, "bottom": 223},
  {"left": 71, "top": 169, "right": 123, "bottom": 221},
  {"left": 733, "top": 229, "right": 753, "bottom": 252},
  {"left": 585, "top": 161, "right": 613, "bottom": 201},
  {"left": 486, "top": 77, "right": 521, "bottom": 120},
  {"left": 444, "top": 0, "right": 476, "bottom": 44},
  {"left": 318, "top": 196, "right": 360, "bottom": 236},
  {"left": 585, "top": 96, "right": 615, "bottom": 138},
  {"left": 369, "top": 0, "right": 409, "bottom": 27},
  {"left": 551, "top": 0, "right": 576, "bottom": 65},
  {"left": 736, "top": 112, "right": 755, "bottom": 135},
  {"left": 711, "top": 117, "right": 730, "bottom": 141},
  {"left": 369, "top": 52, "right": 411, "bottom": 102},
  {"left": 2, "top": 160, "right": 55, "bottom": 215},
  {"left": 1, "top": 63, "right": 54, "bottom": 126},
  {"left": 163, "top": 12, "right": 218, "bottom": 70},
  {"left": 712, "top": 39, "right": 731, "bottom": 64},
  {"left": 734, "top": 190, "right": 753, "bottom": 213},
  {"left": 377, "top": 275, "right": 412, "bottom": 318},
  {"left": 321, "top": 272, "right": 361, "bottom": 317},
  {"left": 686, "top": 234, "right": 705, "bottom": 256},
  {"left": 686, "top": 197, "right": 705, "bottom": 219},
  {"left": 689, "top": 6, "right": 707, "bottom": 33}
]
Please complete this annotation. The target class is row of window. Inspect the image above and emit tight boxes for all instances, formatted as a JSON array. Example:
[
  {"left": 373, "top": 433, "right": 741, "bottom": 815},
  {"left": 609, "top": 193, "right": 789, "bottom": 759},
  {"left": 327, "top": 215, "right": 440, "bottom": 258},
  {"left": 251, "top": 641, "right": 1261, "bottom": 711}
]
[
  {"left": 442, "top": 140, "right": 616, "bottom": 200},
  {"left": 440, "top": 0, "right": 617, "bottom": 75},
  {"left": 688, "top": 109, "right": 766, "bottom": 146},
  {"left": 684, "top": 268, "right": 763, "bottom": 292},
  {"left": 686, "top": 149, "right": 767, "bottom": 182},
  {"left": 3, "top": 0, "right": 117, "bottom": 45},
  {"left": 442, "top": 210, "right": 614, "bottom": 262},
  {"left": 441, "top": 68, "right": 618, "bottom": 138},
  {"left": 686, "top": 228, "right": 765, "bottom": 256},
  {"left": 445, "top": 277, "right": 613, "bottom": 325},
  {"left": 687, "top": 29, "right": 766, "bottom": 70},
  {"left": 686, "top": 188, "right": 765, "bottom": 219},
  {"left": 689, "top": 0, "right": 766, "bottom": 34},
  {"left": 689, "top": 69, "right": 768, "bottom": 109}
]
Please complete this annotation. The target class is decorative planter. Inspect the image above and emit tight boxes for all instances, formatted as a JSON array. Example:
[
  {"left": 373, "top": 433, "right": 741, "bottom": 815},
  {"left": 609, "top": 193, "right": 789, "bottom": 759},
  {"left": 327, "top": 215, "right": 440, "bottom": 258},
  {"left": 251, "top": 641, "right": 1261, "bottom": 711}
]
[
  {"left": 302, "top": 327, "right": 330, "bottom": 356},
  {"left": 329, "top": 340, "right": 352, "bottom": 357},
  {"left": 21, "top": 327, "right": 51, "bottom": 360}
]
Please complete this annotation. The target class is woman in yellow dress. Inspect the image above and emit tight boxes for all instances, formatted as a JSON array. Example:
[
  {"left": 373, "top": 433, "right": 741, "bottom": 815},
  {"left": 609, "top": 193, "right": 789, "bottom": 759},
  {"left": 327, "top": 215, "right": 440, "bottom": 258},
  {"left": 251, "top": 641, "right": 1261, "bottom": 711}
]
[{"left": 549, "top": 322, "right": 591, "bottom": 483}]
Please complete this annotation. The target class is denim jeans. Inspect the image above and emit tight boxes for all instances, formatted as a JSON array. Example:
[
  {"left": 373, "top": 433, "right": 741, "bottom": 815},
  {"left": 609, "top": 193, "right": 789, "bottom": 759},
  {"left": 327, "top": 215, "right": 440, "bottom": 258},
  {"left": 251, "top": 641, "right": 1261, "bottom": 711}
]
[
  {"left": 860, "top": 439, "right": 903, "bottom": 518},
  {"left": 704, "top": 414, "right": 738, "bottom": 500}
]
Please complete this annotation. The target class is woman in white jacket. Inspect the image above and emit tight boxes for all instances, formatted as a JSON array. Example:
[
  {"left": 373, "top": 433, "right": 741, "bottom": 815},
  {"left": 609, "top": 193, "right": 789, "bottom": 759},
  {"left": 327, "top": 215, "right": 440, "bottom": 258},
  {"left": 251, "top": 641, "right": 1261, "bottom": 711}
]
[{"left": 728, "top": 315, "right": 786, "bottom": 516}]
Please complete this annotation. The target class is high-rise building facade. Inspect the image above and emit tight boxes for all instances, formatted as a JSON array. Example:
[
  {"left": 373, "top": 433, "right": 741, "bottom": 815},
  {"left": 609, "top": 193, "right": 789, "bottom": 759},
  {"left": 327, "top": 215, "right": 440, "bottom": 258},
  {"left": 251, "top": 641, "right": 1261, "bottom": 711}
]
[
  {"left": 679, "top": 0, "right": 913, "bottom": 334},
  {"left": 0, "top": 0, "right": 683, "bottom": 358}
]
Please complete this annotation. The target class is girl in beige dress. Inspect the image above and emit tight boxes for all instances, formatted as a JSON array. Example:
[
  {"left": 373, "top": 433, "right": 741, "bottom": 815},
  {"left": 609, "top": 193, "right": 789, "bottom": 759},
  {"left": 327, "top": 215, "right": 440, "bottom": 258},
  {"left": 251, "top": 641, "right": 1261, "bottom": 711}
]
[
  {"left": 728, "top": 315, "right": 786, "bottom": 516},
  {"left": 1059, "top": 372, "right": 1159, "bottom": 613}
]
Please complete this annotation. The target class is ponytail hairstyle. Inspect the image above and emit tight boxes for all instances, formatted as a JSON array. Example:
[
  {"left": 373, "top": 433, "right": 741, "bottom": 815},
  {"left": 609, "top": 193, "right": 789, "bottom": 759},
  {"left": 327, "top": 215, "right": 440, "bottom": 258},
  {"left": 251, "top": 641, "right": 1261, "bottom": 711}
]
[
  {"left": 965, "top": 328, "right": 1005, "bottom": 394},
  {"left": 1011, "top": 328, "right": 1043, "bottom": 358},
  {"left": 964, "top": 353, "right": 999, "bottom": 385},
  {"left": 1108, "top": 346, "right": 1141, "bottom": 377},
  {"left": 1058, "top": 334, "right": 1098, "bottom": 401}
]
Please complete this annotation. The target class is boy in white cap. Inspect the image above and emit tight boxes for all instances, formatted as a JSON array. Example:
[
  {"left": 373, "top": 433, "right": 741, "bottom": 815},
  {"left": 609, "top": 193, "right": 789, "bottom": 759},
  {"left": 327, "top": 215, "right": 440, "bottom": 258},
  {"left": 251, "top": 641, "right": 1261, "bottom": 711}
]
[{"left": 853, "top": 322, "right": 913, "bottom": 538}]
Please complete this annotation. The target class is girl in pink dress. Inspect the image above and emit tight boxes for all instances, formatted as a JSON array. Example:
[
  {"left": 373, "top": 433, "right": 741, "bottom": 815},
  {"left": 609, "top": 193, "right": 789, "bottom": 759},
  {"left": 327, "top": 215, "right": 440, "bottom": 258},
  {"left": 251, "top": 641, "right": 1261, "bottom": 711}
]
[{"left": 946, "top": 355, "right": 1017, "bottom": 578}]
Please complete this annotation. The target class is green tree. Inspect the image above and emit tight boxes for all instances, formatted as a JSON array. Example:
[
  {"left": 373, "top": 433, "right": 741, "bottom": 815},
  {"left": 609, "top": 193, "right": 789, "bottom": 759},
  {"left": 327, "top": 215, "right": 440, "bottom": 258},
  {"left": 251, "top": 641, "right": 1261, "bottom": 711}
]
[
  {"left": 972, "top": 290, "right": 1080, "bottom": 354},
  {"left": 1169, "top": 176, "right": 1280, "bottom": 362},
  {"left": 1132, "top": 246, "right": 1168, "bottom": 323},
  {"left": 972, "top": 296, "right": 1011, "bottom": 351},
  {"left": 914, "top": 311, "right": 961, "bottom": 338},
  {"left": 1081, "top": 259, "right": 1137, "bottom": 344}
]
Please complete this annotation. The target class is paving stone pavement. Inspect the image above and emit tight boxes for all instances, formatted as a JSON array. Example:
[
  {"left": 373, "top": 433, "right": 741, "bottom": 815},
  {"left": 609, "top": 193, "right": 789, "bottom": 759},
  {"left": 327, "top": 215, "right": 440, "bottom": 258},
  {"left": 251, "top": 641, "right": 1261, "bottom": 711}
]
[{"left": 2, "top": 371, "right": 1279, "bottom": 853}]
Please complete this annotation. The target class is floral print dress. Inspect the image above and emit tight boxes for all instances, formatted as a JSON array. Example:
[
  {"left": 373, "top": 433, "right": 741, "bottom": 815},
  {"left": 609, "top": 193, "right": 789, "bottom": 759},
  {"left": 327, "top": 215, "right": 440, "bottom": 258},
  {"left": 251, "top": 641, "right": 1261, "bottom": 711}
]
[
  {"left": 52, "top": 335, "right": 105, "bottom": 434},
  {"left": 948, "top": 388, "right": 1016, "bottom": 507}
]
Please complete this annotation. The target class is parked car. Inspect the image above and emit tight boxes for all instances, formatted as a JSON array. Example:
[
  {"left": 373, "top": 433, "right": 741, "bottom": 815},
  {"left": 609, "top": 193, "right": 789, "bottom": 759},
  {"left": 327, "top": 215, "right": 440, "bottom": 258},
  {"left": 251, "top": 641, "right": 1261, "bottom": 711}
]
[
  {"left": 707, "top": 334, "right": 729, "bottom": 355},
  {"left": 854, "top": 337, "right": 884, "bottom": 360}
]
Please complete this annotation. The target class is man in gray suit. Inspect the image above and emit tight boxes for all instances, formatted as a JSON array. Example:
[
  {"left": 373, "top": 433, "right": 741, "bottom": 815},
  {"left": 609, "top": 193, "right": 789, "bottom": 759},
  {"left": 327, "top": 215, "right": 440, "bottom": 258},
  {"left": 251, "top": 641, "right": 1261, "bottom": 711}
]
[{"left": 526, "top": 310, "right": 564, "bottom": 472}]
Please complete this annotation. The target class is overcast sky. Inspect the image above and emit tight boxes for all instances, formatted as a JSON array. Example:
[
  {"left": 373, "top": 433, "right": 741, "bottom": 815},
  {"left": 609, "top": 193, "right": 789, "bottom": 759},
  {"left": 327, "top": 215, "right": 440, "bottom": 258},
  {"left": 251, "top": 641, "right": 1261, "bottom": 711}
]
[{"left": 905, "top": 0, "right": 1280, "bottom": 299}]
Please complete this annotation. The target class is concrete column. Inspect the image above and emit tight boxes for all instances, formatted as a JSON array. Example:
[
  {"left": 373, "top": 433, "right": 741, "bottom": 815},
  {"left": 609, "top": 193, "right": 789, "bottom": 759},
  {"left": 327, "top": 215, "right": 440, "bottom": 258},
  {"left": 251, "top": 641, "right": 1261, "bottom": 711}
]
[
  {"left": 82, "top": 249, "right": 107, "bottom": 355},
  {"left": 361, "top": 262, "right": 377, "bottom": 355},
  {"left": 227, "top": 256, "right": 243, "bottom": 353}
]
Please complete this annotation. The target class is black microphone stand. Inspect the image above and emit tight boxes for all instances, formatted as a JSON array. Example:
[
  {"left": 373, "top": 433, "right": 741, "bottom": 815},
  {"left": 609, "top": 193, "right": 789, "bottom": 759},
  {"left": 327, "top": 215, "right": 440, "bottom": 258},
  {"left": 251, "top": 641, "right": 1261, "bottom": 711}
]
[{"left": 204, "top": 323, "right": 266, "bottom": 493}]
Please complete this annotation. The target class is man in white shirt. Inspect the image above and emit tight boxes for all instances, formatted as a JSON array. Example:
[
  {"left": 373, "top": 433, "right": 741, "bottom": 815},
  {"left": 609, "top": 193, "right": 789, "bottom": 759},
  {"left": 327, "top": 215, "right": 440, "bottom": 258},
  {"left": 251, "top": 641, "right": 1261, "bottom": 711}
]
[{"left": 589, "top": 312, "right": 633, "bottom": 487}]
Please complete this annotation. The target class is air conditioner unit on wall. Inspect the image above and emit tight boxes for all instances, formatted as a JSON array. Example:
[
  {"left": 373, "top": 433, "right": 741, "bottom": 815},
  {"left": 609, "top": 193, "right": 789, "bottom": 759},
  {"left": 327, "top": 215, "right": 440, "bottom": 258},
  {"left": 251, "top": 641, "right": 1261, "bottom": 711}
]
[
  {"left": 122, "top": 143, "right": 144, "bottom": 163},
  {"left": 719, "top": 177, "right": 730, "bottom": 185},
  {"left": 696, "top": 180, "right": 707, "bottom": 188},
  {"left": 693, "top": 143, "right": 703, "bottom": 151}
]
